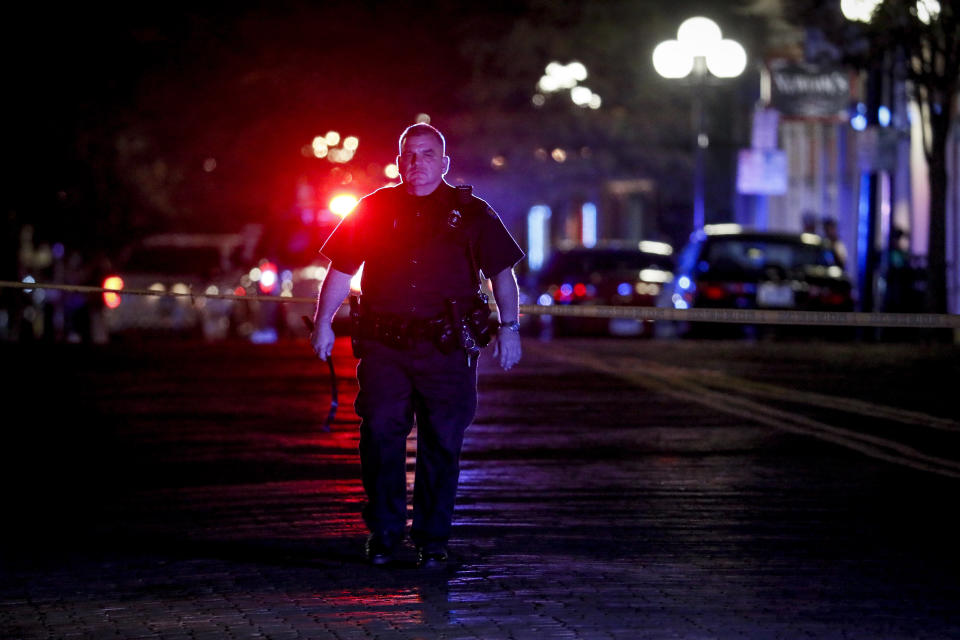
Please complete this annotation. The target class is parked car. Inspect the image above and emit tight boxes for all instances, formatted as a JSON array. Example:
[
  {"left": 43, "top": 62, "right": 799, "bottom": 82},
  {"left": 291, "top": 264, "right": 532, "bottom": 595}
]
[
  {"left": 102, "top": 232, "right": 256, "bottom": 341},
  {"left": 658, "top": 225, "right": 854, "bottom": 338},
  {"left": 239, "top": 256, "right": 358, "bottom": 343},
  {"left": 525, "top": 241, "right": 675, "bottom": 337}
]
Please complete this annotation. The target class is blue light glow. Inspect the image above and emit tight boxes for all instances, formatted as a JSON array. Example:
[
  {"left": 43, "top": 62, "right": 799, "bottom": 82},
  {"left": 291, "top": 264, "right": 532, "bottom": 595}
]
[
  {"left": 857, "top": 172, "right": 871, "bottom": 288},
  {"left": 678, "top": 276, "right": 691, "bottom": 290},
  {"left": 617, "top": 282, "right": 632, "bottom": 296},
  {"left": 878, "top": 106, "right": 891, "bottom": 127},
  {"left": 851, "top": 114, "right": 868, "bottom": 131}
]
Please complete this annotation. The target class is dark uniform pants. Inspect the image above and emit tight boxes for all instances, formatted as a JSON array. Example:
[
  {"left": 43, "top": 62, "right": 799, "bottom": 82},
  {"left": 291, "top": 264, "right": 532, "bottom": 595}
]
[{"left": 355, "top": 339, "right": 478, "bottom": 548}]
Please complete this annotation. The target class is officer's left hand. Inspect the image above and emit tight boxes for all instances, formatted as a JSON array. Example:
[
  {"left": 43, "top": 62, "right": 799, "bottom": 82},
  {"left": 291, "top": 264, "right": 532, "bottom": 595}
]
[{"left": 492, "top": 329, "right": 522, "bottom": 371}]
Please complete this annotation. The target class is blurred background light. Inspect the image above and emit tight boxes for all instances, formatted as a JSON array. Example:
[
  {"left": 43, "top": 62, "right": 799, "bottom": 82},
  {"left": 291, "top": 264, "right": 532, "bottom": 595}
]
[
  {"left": 312, "top": 136, "right": 329, "bottom": 158},
  {"left": 384, "top": 164, "right": 400, "bottom": 179},
  {"left": 917, "top": 0, "right": 941, "bottom": 24},
  {"left": 878, "top": 105, "right": 891, "bottom": 127},
  {"left": 343, "top": 136, "right": 359, "bottom": 151},
  {"left": 258, "top": 262, "right": 278, "bottom": 292},
  {"left": 102, "top": 275, "right": 123, "bottom": 309},
  {"left": 329, "top": 193, "right": 359, "bottom": 217},
  {"left": 570, "top": 86, "right": 592, "bottom": 105},
  {"left": 639, "top": 241, "right": 674, "bottom": 256},
  {"left": 840, "top": 0, "right": 882, "bottom": 22},
  {"left": 537, "top": 61, "right": 598, "bottom": 108},
  {"left": 324, "top": 131, "right": 340, "bottom": 146}
]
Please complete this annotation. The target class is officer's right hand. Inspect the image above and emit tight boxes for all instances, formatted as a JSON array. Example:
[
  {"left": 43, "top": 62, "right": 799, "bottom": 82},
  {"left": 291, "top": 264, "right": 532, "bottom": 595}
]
[{"left": 310, "top": 321, "right": 337, "bottom": 361}]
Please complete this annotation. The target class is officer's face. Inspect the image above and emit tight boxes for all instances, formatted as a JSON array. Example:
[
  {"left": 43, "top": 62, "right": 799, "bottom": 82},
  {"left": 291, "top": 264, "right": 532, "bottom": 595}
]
[{"left": 398, "top": 134, "right": 449, "bottom": 195}]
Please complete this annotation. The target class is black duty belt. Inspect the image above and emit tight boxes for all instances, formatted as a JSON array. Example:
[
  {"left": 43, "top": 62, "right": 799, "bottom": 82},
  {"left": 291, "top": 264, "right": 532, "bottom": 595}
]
[
  {"left": 350, "top": 294, "right": 493, "bottom": 363},
  {"left": 353, "top": 310, "right": 452, "bottom": 351}
]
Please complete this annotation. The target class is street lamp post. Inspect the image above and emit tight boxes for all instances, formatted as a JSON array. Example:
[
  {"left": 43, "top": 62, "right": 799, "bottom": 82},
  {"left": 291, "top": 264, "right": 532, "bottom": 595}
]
[{"left": 653, "top": 17, "right": 746, "bottom": 232}]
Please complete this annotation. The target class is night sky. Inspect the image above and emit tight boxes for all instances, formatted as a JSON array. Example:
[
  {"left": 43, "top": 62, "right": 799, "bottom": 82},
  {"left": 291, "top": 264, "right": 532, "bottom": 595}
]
[{"left": 5, "top": 0, "right": 767, "bottom": 250}]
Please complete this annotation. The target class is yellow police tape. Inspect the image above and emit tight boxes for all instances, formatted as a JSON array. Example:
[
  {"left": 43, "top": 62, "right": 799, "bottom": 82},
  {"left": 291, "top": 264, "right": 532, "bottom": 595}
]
[{"left": 3, "top": 280, "right": 960, "bottom": 329}]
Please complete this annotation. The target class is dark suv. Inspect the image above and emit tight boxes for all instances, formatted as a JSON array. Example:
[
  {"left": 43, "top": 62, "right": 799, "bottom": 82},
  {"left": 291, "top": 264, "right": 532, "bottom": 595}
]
[
  {"left": 526, "top": 241, "right": 674, "bottom": 337},
  {"left": 659, "top": 225, "right": 854, "bottom": 337}
]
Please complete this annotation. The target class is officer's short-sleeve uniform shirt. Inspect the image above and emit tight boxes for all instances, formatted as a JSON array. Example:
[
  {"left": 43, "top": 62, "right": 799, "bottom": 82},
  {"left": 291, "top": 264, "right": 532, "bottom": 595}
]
[{"left": 321, "top": 182, "right": 523, "bottom": 318}]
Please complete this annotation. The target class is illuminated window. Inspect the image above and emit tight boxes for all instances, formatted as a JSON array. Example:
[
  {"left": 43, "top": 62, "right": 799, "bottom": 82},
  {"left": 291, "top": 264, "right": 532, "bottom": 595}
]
[
  {"left": 581, "top": 202, "right": 597, "bottom": 248},
  {"left": 527, "top": 205, "right": 552, "bottom": 271}
]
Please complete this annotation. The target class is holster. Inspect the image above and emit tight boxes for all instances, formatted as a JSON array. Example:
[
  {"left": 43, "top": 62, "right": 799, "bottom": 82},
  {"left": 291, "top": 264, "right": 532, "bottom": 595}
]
[
  {"left": 446, "top": 293, "right": 493, "bottom": 367},
  {"left": 466, "top": 292, "right": 495, "bottom": 348},
  {"left": 349, "top": 295, "right": 363, "bottom": 358}
]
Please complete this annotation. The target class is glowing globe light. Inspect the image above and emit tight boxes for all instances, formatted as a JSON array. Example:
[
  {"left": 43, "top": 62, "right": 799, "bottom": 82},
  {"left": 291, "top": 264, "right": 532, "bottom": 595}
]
[
  {"left": 567, "top": 61, "right": 588, "bottom": 82},
  {"left": 384, "top": 164, "right": 400, "bottom": 179},
  {"left": 330, "top": 194, "right": 359, "bottom": 217},
  {"left": 677, "top": 17, "right": 722, "bottom": 56},
  {"left": 653, "top": 17, "right": 745, "bottom": 80},
  {"left": 917, "top": 0, "right": 941, "bottom": 25},
  {"left": 705, "top": 39, "right": 747, "bottom": 78},
  {"left": 570, "top": 86, "right": 593, "bottom": 106},
  {"left": 324, "top": 131, "right": 340, "bottom": 146},
  {"left": 652, "top": 40, "right": 694, "bottom": 79},
  {"left": 536, "top": 60, "right": 601, "bottom": 109},
  {"left": 653, "top": 17, "right": 745, "bottom": 234},
  {"left": 343, "top": 136, "right": 359, "bottom": 151},
  {"left": 312, "top": 136, "right": 329, "bottom": 158},
  {"left": 538, "top": 74, "right": 561, "bottom": 93},
  {"left": 840, "top": 0, "right": 882, "bottom": 22}
]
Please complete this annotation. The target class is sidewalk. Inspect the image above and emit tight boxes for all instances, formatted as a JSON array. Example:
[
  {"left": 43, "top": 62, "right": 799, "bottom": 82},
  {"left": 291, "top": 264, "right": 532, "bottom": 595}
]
[{"left": 2, "top": 338, "right": 959, "bottom": 639}]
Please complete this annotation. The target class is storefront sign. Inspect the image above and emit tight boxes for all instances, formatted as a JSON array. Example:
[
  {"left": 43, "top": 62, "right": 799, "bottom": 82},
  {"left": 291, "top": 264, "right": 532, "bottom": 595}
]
[{"left": 768, "top": 60, "right": 850, "bottom": 119}]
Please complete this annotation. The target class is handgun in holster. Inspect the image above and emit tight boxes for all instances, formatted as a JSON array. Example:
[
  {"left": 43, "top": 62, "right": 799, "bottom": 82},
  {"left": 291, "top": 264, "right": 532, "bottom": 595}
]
[
  {"left": 468, "top": 292, "right": 495, "bottom": 348},
  {"left": 446, "top": 297, "right": 480, "bottom": 367}
]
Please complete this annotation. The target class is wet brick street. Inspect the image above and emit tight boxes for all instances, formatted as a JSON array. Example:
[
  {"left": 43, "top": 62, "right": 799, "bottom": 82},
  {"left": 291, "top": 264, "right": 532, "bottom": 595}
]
[{"left": 2, "top": 337, "right": 960, "bottom": 639}]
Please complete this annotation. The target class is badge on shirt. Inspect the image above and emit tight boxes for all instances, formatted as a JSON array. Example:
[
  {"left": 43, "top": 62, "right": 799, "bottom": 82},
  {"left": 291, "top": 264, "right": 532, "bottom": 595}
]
[{"left": 447, "top": 209, "right": 462, "bottom": 229}]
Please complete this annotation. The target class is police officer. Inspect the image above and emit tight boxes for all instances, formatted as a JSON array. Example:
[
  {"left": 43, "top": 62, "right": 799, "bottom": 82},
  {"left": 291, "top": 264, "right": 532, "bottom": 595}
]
[{"left": 310, "top": 123, "right": 524, "bottom": 567}]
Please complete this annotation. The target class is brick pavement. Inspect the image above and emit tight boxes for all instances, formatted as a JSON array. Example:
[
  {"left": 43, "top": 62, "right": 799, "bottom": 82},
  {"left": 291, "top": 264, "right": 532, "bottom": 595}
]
[{"left": 2, "top": 339, "right": 959, "bottom": 639}]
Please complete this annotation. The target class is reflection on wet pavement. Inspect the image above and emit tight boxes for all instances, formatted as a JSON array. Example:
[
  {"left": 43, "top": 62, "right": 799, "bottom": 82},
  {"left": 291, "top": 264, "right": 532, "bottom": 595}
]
[{"left": 2, "top": 339, "right": 960, "bottom": 639}]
